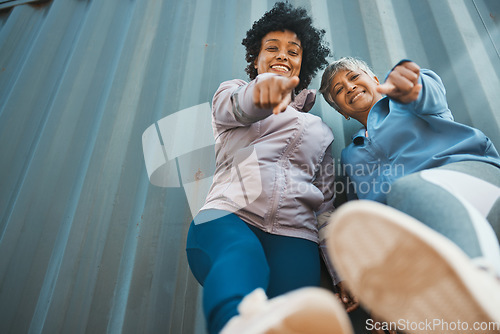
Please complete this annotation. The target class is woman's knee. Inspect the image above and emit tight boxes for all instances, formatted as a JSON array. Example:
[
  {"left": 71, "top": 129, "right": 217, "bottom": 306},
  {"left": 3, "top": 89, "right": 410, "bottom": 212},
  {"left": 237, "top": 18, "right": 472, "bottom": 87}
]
[
  {"left": 386, "top": 173, "right": 423, "bottom": 207},
  {"left": 386, "top": 172, "right": 464, "bottom": 226},
  {"left": 186, "top": 216, "right": 269, "bottom": 286},
  {"left": 186, "top": 247, "right": 212, "bottom": 285}
]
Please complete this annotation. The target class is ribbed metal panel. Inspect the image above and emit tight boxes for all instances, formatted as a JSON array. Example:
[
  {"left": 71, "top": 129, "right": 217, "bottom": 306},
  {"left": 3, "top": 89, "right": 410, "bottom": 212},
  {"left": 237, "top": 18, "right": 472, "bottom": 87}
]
[
  {"left": 0, "top": 0, "right": 50, "bottom": 11},
  {"left": 0, "top": 1, "right": 498, "bottom": 333}
]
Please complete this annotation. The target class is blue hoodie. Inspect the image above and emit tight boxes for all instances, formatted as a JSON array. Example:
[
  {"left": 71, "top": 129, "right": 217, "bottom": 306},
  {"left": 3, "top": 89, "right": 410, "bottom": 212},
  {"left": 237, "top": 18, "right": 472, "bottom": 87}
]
[{"left": 341, "top": 67, "right": 500, "bottom": 203}]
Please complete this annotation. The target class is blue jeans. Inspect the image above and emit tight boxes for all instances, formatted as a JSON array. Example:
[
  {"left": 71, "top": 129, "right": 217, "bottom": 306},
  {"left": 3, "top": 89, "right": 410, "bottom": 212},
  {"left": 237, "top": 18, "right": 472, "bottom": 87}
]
[{"left": 186, "top": 210, "right": 320, "bottom": 334}]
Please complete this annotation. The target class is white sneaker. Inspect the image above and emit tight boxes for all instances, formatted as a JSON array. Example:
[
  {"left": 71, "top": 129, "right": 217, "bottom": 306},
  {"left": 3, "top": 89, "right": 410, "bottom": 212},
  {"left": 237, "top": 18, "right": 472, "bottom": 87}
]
[
  {"left": 326, "top": 200, "right": 500, "bottom": 334},
  {"left": 220, "top": 287, "right": 353, "bottom": 334}
]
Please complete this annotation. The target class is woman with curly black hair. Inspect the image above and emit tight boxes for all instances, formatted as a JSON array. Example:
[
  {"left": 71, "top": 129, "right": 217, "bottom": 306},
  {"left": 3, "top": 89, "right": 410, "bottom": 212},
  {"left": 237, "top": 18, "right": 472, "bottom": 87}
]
[
  {"left": 185, "top": 2, "right": 353, "bottom": 333},
  {"left": 242, "top": 2, "right": 330, "bottom": 93}
]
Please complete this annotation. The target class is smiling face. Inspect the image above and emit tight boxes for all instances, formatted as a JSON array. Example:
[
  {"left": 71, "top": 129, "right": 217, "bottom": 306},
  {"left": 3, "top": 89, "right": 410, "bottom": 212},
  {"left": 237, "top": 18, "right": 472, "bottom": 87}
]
[
  {"left": 330, "top": 69, "right": 383, "bottom": 125},
  {"left": 254, "top": 30, "right": 302, "bottom": 78}
]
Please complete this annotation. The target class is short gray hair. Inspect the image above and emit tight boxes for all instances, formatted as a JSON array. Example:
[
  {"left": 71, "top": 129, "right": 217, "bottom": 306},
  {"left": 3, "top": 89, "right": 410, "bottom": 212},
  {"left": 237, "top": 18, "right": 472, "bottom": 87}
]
[{"left": 319, "top": 57, "right": 377, "bottom": 111}]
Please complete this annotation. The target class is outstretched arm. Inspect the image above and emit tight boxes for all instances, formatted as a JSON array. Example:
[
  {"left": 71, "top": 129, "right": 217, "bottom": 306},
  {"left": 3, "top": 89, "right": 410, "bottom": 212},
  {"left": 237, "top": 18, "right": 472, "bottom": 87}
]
[
  {"left": 376, "top": 61, "right": 422, "bottom": 104},
  {"left": 213, "top": 74, "right": 300, "bottom": 131},
  {"left": 253, "top": 74, "right": 299, "bottom": 114}
]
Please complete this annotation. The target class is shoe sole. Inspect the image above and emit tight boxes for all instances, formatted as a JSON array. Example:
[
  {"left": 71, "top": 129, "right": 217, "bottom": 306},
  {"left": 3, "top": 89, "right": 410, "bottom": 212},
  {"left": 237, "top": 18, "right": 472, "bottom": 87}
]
[
  {"left": 223, "top": 287, "right": 354, "bottom": 334},
  {"left": 275, "top": 288, "right": 353, "bottom": 334},
  {"left": 326, "top": 200, "right": 500, "bottom": 334}
]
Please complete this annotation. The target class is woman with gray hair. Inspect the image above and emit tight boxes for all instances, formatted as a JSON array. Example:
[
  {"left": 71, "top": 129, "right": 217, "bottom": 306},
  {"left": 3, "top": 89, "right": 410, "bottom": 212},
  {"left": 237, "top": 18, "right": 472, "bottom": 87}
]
[{"left": 320, "top": 56, "right": 500, "bottom": 332}]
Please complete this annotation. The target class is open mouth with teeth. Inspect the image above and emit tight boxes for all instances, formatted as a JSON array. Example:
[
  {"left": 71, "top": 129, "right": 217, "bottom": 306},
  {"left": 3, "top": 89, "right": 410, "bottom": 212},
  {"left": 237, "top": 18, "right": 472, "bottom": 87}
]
[
  {"left": 350, "top": 90, "right": 364, "bottom": 104},
  {"left": 271, "top": 64, "right": 290, "bottom": 73}
]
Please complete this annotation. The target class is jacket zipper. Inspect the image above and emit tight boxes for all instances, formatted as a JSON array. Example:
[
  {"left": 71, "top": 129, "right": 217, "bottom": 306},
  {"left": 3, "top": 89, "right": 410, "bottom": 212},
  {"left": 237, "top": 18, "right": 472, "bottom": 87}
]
[{"left": 267, "top": 114, "right": 306, "bottom": 232}]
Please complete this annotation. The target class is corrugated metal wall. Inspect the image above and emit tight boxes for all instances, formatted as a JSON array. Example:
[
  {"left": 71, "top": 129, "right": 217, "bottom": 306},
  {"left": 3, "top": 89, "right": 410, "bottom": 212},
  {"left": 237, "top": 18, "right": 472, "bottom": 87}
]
[{"left": 0, "top": 0, "right": 498, "bottom": 333}]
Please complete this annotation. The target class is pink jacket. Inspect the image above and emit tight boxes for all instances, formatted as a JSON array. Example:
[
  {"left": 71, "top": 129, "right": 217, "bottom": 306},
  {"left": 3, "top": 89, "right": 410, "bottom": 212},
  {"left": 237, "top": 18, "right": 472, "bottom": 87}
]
[{"left": 200, "top": 73, "right": 335, "bottom": 246}]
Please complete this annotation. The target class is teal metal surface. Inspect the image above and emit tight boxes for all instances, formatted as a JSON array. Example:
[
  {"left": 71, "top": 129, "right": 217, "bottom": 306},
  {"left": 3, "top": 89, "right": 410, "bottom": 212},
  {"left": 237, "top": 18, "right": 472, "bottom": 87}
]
[
  {"left": 0, "top": 0, "right": 499, "bottom": 333},
  {"left": 0, "top": 0, "right": 51, "bottom": 11}
]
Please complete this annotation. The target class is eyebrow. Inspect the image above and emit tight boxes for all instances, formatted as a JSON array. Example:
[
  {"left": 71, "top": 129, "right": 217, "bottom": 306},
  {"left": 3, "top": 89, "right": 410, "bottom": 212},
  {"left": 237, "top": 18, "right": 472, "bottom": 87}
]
[{"left": 264, "top": 39, "right": 302, "bottom": 48}]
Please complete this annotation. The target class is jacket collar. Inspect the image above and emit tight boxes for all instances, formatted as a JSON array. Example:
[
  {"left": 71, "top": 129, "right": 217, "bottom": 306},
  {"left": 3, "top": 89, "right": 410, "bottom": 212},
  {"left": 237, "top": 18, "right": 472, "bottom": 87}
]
[
  {"left": 290, "top": 89, "right": 316, "bottom": 112},
  {"left": 352, "top": 127, "right": 367, "bottom": 145}
]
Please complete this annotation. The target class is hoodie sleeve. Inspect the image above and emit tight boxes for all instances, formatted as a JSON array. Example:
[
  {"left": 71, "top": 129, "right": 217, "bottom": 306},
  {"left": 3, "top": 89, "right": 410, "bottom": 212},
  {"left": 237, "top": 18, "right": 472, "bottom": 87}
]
[
  {"left": 386, "top": 61, "right": 453, "bottom": 120},
  {"left": 212, "top": 74, "right": 278, "bottom": 133},
  {"left": 410, "top": 69, "right": 453, "bottom": 119}
]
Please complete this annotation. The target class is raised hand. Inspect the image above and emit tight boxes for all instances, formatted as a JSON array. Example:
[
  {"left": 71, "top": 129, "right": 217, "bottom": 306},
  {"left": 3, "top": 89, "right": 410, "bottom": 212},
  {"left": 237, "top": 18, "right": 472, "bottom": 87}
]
[
  {"left": 335, "top": 281, "right": 359, "bottom": 313},
  {"left": 377, "top": 61, "right": 422, "bottom": 104},
  {"left": 253, "top": 75, "right": 300, "bottom": 115}
]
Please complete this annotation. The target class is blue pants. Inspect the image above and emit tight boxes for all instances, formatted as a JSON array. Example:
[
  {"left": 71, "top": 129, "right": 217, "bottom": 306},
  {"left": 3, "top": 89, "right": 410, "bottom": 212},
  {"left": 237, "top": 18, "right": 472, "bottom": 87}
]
[{"left": 186, "top": 210, "right": 320, "bottom": 334}]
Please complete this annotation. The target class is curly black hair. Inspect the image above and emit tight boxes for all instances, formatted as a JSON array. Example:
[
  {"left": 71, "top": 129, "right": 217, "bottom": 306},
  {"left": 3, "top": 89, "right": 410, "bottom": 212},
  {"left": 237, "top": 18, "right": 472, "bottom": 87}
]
[{"left": 242, "top": 2, "right": 331, "bottom": 92}]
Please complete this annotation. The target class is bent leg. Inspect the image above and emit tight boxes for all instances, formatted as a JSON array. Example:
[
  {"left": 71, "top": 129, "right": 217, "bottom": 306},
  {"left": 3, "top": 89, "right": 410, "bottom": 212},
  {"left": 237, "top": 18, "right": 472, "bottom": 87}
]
[
  {"left": 186, "top": 210, "right": 270, "bottom": 334},
  {"left": 387, "top": 161, "right": 500, "bottom": 273},
  {"left": 248, "top": 225, "right": 321, "bottom": 298}
]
